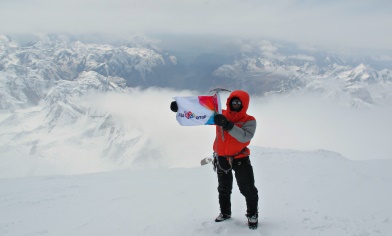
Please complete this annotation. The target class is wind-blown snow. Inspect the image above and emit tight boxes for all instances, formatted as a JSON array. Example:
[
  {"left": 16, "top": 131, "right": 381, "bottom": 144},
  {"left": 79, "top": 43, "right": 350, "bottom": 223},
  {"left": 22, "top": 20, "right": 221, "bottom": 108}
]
[{"left": 0, "top": 147, "right": 391, "bottom": 236}]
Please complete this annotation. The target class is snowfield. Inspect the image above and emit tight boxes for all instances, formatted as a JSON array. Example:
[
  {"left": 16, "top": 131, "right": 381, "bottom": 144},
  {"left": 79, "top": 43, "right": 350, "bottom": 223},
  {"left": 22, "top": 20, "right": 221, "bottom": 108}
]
[{"left": 1, "top": 147, "right": 391, "bottom": 236}]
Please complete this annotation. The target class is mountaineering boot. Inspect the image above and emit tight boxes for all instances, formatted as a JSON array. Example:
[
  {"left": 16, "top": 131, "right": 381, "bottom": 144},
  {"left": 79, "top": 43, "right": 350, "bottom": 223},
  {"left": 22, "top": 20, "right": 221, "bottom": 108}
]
[
  {"left": 215, "top": 213, "right": 231, "bottom": 222},
  {"left": 246, "top": 213, "right": 258, "bottom": 229}
]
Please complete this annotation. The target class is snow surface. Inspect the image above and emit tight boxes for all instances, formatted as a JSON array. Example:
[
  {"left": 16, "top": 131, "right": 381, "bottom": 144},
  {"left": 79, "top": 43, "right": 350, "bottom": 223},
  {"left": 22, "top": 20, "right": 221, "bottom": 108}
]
[{"left": 1, "top": 147, "right": 391, "bottom": 236}]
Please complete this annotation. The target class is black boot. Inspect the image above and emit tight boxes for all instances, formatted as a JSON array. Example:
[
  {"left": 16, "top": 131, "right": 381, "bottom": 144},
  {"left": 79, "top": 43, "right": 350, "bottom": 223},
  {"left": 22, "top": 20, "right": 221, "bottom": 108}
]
[
  {"left": 215, "top": 213, "right": 231, "bottom": 222},
  {"left": 246, "top": 213, "right": 258, "bottom": 229}
]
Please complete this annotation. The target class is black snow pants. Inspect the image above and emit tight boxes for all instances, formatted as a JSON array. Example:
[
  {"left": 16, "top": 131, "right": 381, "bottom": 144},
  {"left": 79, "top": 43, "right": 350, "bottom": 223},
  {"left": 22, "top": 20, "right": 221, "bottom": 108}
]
[{"left": 216, "top": 156, "right": 258, "bottom": 216}]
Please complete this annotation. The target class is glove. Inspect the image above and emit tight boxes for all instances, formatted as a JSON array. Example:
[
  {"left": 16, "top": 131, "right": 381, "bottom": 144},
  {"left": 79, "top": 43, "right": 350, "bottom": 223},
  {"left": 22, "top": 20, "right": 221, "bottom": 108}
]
[
  {"left": 170, "top": 101, "right": 178, "bottom": 112},
  {"left": 214, "top": 114, "right": 234, "bottom": 131}
]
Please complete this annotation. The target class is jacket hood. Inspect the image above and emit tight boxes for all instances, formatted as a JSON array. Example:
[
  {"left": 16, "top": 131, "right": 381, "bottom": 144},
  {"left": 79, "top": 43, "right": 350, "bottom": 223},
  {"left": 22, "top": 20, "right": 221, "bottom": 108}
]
[{"left": 226, "top": 90, "right": 250, "bottom": 114}]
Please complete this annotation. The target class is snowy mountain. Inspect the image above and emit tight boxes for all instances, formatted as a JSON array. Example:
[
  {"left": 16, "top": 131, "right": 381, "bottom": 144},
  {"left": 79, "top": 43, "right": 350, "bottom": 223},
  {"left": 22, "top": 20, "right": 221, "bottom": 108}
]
[
  {"left": 212, "top": 55, "right": 392, "bottom": 107},
  {"left": 1, "top": 147, "right": 391, "bottom": 236},
  {"left": 1, "top": 33, "right": 392, "bottom": 175},
  {"left": 1, "top": 34, "right": 392, "bottom": 112},
  {"left": 0, "top": 34, "right": 179, "bottom": 111}
]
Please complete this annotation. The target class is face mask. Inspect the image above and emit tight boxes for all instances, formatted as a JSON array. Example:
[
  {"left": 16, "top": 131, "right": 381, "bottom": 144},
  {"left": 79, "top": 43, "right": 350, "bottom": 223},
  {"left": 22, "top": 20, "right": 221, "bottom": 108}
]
[{"left": 230, "top": 99, "right": 242, "bottom": 112}]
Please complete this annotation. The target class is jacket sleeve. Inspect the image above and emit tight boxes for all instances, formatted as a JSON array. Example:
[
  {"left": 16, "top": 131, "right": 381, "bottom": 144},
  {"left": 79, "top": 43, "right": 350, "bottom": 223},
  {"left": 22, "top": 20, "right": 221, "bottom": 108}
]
[{"left": 228, "top": 119, "right": 256, "bottom": 143}]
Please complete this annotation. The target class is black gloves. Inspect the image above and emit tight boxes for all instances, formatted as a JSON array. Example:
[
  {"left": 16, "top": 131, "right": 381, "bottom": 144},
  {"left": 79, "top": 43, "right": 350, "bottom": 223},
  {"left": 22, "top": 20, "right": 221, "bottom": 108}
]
[
  {"left": 214, "top": 114, "right": 234, "bottom": 131},
  {"left": 170, "top": 101, "right": 178, "bottom": 112}
]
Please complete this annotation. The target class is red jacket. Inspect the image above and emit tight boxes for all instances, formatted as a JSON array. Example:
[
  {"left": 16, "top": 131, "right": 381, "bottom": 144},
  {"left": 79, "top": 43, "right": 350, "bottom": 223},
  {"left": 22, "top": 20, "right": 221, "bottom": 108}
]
[{"left": 213, "top": 90, "right": 256, "bottom": 159}]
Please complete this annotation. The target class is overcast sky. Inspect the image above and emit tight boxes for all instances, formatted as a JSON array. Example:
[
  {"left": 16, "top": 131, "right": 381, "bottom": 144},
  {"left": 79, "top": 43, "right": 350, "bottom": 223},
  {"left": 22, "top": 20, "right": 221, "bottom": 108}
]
[{"left": 1, "top": 0, "right": 391, "bottom": 51}]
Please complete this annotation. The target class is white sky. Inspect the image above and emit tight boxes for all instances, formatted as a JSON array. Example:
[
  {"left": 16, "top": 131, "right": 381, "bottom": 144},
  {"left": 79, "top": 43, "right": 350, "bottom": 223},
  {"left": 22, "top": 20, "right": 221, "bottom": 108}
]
[{"left": 1, "top": 0, "right": 391, "bottom": 50}]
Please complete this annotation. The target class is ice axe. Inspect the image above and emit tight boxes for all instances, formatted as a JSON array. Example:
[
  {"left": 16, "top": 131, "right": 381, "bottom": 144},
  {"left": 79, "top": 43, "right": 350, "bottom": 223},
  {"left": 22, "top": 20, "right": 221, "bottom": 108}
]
[
  {"left": 210, "top": 88, "right": 231, "bottom": 140},
  {"left": 209, "top": 88, "right": 231, "bottom": 115},
  {"left": 200, "top": 88, "right": 231, "bottom": 166}
]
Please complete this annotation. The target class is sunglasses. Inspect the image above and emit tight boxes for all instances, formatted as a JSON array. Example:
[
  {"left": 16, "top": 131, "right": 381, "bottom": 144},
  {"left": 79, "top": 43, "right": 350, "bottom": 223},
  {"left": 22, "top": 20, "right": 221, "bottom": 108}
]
[{"left": 231, "top": 100, "right": 242, "bottom": 105}]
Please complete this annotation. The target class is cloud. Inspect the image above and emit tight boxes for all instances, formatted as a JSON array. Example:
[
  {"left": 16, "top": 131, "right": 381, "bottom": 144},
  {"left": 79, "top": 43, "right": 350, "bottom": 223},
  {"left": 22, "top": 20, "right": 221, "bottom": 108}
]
[
  {"left": 1, "top": 0, "right": 391, "bottom": 50},
  {"left": 100, "top": 88, "right": 392, "bottom": 162},
  {"left": 2, "top": 86, "right": 391, "bottom": 178},
  {"left": 259, "top": 40, "right": 278, "bottom": 53},
  {"left": 92, "top": 88, "right": 217, "bottom": 168},
  {"left": 288, "top": 54, "right": 316, "bottom": 61},
  {"left": 248, "top": 93, "right": 392, "bottom": 160}
]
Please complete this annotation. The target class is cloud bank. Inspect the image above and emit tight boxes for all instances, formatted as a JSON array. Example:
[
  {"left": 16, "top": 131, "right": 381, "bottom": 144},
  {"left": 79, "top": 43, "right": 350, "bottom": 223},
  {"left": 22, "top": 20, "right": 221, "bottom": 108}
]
[
  {"left": 248, "top": 93, "right": 392, "bottom": 161},
  {"left": 1, "top": 88, "right": 391, "bottom": 179},
  {"left": 100, "top": 88, "right": 392, "bottom": 162},
  {"left": 1, "top": 0, "right": 392, "bottom": 50}
]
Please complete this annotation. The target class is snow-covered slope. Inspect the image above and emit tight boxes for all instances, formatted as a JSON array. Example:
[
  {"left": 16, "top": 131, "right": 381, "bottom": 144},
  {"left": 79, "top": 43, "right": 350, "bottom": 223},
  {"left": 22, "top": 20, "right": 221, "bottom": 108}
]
[{"left": 0, "top": 147, "right": 391, "bottom": 236}]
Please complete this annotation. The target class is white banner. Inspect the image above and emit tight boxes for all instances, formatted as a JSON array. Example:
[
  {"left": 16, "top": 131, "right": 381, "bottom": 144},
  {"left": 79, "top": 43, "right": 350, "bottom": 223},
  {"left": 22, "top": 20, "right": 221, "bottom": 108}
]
[{"left": 174, "top": 94, "right": 220, "bottom": 126}]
